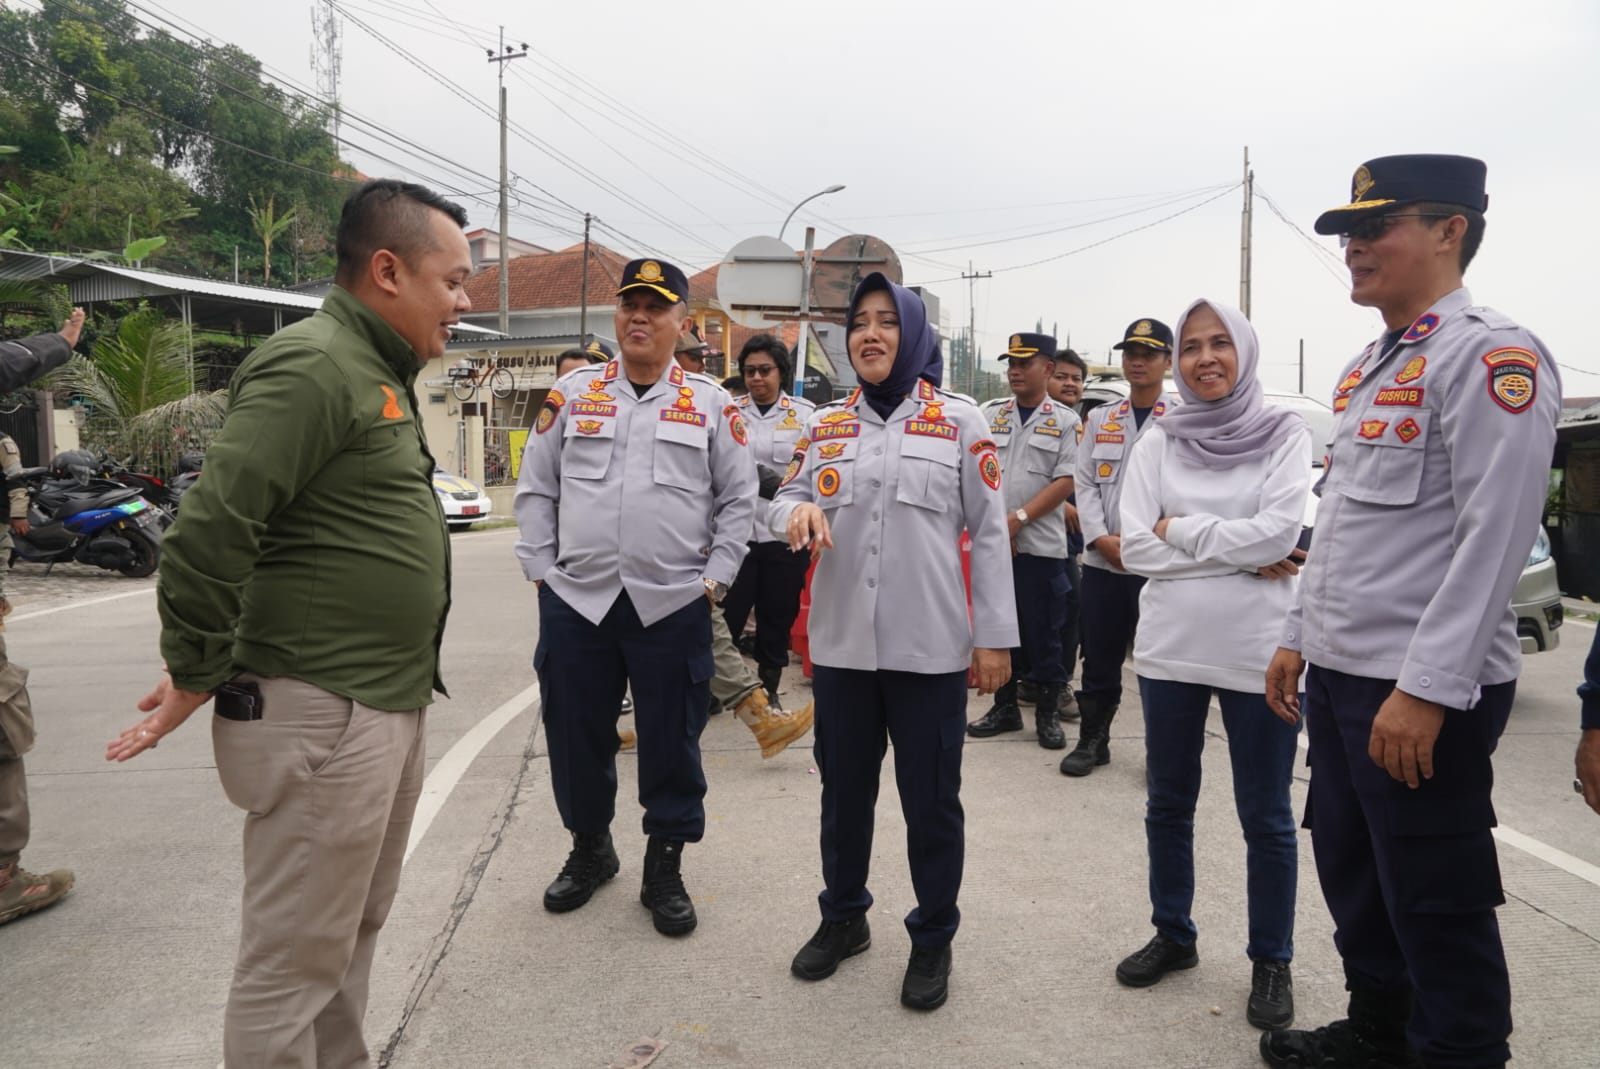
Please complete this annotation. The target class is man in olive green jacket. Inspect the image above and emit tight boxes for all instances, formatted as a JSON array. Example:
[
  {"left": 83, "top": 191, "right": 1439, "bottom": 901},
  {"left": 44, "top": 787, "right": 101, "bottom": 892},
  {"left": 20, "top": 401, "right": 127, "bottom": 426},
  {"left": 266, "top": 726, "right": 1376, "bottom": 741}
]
[{"left": 107, "top": 180, "right": 471, "bottom": 1068}]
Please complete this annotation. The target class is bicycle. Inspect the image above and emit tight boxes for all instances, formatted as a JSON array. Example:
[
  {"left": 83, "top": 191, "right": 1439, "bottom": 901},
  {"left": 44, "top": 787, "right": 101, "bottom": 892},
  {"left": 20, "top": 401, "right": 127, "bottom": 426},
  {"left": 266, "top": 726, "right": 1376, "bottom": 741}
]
[{"left": 449, "top": 360, "right": 516, "bottom": 401}]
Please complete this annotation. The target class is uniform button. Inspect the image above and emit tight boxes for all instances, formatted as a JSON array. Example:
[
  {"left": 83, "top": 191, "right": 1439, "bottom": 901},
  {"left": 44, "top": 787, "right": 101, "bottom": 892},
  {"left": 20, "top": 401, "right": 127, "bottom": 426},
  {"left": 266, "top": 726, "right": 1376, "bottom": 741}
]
[
  {"left": 871, "top": 447, "right": 882, "bottom": 456},
  {"left": 870, "top": 546, "right": 879, "bottom": 556},
  {"left": 872, "top": 480, "right": 881, "bottom": 488},
  {"left": 872, "top": 511, "right": 880, "bottom": 521},
  {"left": 1418, "top": 675, "right": 1431, "bottom": 687},
  {"left": 867, "top": 578, "right": 876, "bottom": 588},
  {"left": 1286, "top": 631, "right": 1296, "bottom": 641}
]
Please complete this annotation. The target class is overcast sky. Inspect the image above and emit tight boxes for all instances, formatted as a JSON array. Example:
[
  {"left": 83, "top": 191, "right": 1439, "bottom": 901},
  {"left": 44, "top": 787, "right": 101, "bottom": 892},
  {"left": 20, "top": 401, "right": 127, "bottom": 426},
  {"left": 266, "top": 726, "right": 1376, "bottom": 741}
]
[{"left": 137, "top": 0, "right": 1600, "bottom": 399}]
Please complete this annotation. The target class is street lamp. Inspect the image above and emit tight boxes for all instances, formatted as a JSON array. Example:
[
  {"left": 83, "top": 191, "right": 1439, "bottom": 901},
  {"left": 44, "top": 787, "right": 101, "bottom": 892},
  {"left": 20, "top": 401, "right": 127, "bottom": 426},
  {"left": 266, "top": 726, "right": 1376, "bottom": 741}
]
[{"left": 778, "top": 184, "right": 845, "bottom": 242}]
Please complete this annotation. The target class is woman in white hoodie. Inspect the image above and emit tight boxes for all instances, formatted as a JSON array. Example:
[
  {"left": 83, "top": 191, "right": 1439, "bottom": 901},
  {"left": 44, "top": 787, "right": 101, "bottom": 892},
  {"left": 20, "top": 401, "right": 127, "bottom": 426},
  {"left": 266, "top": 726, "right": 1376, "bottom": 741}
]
[{"left": 1112, "top": 298, "right": 1310, "bottom": 1032}]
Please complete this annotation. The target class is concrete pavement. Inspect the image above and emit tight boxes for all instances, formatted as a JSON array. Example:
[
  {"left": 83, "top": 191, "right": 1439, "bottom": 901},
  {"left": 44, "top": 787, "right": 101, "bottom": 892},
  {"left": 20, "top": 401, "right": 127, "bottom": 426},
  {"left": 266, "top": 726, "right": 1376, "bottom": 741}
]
[{"left": 3, "top": 529, "right": 1597, "bottom": 1068}]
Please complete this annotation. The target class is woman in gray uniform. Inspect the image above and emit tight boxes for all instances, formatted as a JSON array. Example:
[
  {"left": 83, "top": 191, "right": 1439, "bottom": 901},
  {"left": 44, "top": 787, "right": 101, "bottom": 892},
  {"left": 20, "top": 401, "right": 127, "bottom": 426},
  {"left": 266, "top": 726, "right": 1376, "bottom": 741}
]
[{"left": 771, "top": 273, "right": 1017, "bottom": 1011}]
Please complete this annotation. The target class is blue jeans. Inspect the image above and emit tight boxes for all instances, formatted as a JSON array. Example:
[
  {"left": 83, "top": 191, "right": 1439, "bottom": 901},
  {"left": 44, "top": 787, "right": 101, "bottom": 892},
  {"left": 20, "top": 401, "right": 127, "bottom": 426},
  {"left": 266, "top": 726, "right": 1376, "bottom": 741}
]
[{"left": 1138, "top": 676, "right": 1300, "bottom": 962}]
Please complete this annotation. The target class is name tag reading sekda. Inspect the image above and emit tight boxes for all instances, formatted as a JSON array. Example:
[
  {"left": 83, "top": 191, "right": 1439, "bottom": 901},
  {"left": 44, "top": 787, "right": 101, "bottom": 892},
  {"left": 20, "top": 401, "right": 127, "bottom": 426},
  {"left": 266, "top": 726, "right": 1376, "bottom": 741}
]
[{"left": 660, "top": 408, "right": 707, "bottom": 427}]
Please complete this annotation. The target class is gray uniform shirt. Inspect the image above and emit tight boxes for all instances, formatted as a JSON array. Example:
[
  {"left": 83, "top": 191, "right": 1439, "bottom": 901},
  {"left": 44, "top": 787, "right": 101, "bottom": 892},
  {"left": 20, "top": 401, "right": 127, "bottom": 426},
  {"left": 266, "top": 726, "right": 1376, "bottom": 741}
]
[
  {"left": 736, "top": 391, "right": 816, "bottom": 545},
  {"left": 1283, "top": 287, "right": 1561, "bottom": 710},
  {"left": 768, "top": 381, "right": 1019, "bottom": 673},
  {"left": 514, "top": 358, "right": 757, "bottom": 627},
  {"left": 985, "top": 396, "right": 1080, "bottom": 558},
  {"left": 1076, "top": 392, "right": 1181, "bottom": 572}
]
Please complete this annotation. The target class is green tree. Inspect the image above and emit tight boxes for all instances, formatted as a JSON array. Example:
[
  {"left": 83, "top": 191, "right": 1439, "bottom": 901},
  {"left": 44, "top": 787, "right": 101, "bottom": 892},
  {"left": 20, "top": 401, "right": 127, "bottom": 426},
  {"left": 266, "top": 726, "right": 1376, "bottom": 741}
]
[
  {"left": 54, "top": 307, "right": 226, "bottom": 475},
  {"left": 246, "top": 193, "right": 297, "bottom": 285}
]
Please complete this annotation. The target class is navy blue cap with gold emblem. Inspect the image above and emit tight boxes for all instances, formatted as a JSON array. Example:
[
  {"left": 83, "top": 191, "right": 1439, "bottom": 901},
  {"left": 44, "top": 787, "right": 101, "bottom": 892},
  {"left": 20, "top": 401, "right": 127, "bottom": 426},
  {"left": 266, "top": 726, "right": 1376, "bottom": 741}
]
[
  {"left": 998, "top": 331, "right": 1058, "bottom": 362},
  {"left": 583, "top": 339, "right": 615, "bottom": 362},
  {"left": 1112, "top": 318, "right": 1174, "bottom": 353},
  {"left": 616, "top": 258, "right": 688, "bottom": 305},
  {"left": 1313, "top": 154, "right": 1488, "bottom": 235}
]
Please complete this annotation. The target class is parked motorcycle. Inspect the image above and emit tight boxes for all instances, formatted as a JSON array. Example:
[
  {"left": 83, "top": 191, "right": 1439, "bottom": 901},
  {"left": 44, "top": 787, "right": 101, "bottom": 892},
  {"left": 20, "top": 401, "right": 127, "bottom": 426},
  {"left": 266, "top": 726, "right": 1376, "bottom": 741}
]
[
  {"left": 7, "top": 458, "right": 163, "bottom": 578},
  {"left": 97, "top": 453, "right": 183, "bottom": 525}
]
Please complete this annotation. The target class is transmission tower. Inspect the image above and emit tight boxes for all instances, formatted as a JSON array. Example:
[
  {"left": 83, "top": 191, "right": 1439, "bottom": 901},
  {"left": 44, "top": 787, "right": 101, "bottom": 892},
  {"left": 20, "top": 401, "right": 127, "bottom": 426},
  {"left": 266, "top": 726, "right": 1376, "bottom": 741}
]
[{"left": 310, "top": 0, "right": 343, "bottom": 144}]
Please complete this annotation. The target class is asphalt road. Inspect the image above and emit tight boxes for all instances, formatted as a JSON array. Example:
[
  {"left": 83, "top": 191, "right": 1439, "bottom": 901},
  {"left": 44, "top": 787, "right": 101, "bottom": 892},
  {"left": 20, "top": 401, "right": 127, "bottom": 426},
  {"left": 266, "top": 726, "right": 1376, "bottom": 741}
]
[{"left": 4, "top": 530, "right": 1597, "bottom": 1068}]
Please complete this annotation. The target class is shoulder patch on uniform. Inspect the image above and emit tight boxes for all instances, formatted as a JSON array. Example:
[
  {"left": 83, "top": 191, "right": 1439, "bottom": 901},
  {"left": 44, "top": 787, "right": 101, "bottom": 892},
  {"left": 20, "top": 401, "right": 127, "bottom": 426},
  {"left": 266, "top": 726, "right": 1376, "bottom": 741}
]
[
  {"left": 970, "top": 437, "right": 998, "bottom": 455},
  {"left": 724, "top": 404, "right": 749, "bottom": 444},
  {"left": 1482, "top": 347, "right": 1538, "bottom": 413},
  {"left": 536, "top": 389, "right": 565, "bottom": 434},
  {"left": 978, "top": 450, "right": 1001, "bottom": 491}
]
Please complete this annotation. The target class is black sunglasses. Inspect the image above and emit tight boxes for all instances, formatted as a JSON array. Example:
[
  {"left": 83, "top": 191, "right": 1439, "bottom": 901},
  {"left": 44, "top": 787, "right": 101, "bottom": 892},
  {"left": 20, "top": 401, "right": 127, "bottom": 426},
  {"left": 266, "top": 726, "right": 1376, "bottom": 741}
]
[{"left": 1339, "top": 212, "right": 1451, "bottom": 247}]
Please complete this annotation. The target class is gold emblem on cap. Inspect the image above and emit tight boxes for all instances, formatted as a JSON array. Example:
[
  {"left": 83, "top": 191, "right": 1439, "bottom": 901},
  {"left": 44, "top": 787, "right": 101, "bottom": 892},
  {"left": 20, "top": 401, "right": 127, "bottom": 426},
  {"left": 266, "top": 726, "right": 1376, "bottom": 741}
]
[
  {"left": 1133, "top": 320, "right": 1153, "bottom": 337},
  {"left": 1352, "top": 165, "right": 1375, "bottom": 200},
  {"left": 637, "top": 260, "right": 665, "bottom": 283},
  {"left": 1010, "top": 334, "right": 1022, "bottom": 349}
]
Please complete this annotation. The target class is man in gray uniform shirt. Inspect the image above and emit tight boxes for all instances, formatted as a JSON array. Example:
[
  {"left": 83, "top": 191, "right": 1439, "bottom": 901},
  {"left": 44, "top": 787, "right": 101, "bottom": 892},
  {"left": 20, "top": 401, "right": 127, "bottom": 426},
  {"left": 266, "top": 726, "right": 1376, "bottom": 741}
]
[
  {"left": 1262, "top": 155, "right": 1561, "bottom": 1069},
  {"left": 516, "top": 258, "right": 756, "bottom": 937}
]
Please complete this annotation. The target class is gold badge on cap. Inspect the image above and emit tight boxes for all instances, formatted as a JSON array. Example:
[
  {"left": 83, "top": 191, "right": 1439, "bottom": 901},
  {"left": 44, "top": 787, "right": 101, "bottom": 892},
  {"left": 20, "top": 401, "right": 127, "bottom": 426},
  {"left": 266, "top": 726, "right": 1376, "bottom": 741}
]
[
  {"left": 1010, "top": 334, "right": 1022, "bottom": 349},
  {"left": 637, "top": 261, "right": 665, "bottom": 283},
  {"left": 1133, "top": 320, "right": 1152, "bottom": 337},
  {"left": 1353, "top": 165, "right": 1375, "bottom": 200}
]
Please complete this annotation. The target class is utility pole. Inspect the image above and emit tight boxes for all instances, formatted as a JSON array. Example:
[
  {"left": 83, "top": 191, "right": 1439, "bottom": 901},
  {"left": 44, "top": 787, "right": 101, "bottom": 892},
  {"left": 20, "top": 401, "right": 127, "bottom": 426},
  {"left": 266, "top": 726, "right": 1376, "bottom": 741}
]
[
  {"left": 962, "top": 262, "right": 991, "bottom": 397},
  {"left": 488, "top": 28, "right": 528, "bottom": 336},
  {"left": 1240, "top": 145, "right": 1254, "bottom": 318},
  {"left": 579, "top": 213, "right": 592, "bottom": 345},
  {"left": 1298, "top": 338, "right": 1305, "bottom": 395}
]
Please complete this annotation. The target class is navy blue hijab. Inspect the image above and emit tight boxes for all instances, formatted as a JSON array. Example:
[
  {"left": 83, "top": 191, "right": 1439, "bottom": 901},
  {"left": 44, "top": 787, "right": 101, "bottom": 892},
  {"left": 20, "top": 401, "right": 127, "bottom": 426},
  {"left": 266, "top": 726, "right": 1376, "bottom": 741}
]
[{"left": 848, "top": 272, "right": 942, "bottom": 418}]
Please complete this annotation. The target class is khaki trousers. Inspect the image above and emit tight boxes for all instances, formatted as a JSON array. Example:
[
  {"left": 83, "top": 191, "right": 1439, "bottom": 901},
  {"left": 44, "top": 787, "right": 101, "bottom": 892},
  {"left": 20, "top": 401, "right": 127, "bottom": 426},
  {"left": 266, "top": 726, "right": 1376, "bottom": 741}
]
[
  {"left": 0, "top": 634, "right": 34, "bottom": 869},
  {"left": 709, "top": 607, "right": 761, "bottom": 710},
  {"left": 215, "top": 674, "right": 425, "bottom": 1069}
]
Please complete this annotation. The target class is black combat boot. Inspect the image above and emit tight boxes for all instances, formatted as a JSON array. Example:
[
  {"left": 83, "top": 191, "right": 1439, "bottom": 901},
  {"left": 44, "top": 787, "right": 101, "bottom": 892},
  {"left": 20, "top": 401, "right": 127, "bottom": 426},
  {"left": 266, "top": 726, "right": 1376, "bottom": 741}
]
[
  {"left": 1260, "top": 979, "right": 1420, "bottom": 1068},
  {"left": 757, "top": 663, "right": 783, "bottom": 704},
  {"left": 639, "top": 837, "right": 697, "bottom": 936},
  {"left": 967, "top": 680, "right": 1022, "bottom": 737},
  {"left": 1035, "top": 684, "right": 1067, "bottom": 750},
  {"left": 1059, "top": 694, "right": 1115, "bottom": 776},
  {"left": 543, "top": 830, "right": 620, "bottom": 912}
]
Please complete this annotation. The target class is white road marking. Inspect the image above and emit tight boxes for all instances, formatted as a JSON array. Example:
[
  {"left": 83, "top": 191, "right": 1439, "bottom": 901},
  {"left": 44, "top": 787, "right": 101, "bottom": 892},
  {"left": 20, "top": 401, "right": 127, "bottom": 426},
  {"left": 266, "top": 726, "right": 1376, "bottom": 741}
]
[
  {"left": 405, "top": 682, "right": 540, "bottom": 863},
  {"left": 1294, "top": 733, "right": 1599, "bottom": 889},
  {"left": 12, "top": 586, "right": 155, "bottom": 621}
]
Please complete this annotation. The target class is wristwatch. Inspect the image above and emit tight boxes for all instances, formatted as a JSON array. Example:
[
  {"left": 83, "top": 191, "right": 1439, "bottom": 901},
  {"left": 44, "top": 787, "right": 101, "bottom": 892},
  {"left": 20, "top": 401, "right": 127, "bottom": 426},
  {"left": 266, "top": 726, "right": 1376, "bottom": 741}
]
[
  {"left": 1014, "top": 508, "right": 1030, "bottom": 526},
  {"left": 704, "top": 578, "right": 729, "bottom": 602}
]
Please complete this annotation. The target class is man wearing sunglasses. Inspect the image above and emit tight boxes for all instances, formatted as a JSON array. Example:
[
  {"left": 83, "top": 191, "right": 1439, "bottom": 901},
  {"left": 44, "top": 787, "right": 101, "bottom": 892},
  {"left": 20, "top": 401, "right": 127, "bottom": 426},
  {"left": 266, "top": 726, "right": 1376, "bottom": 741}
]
[
  {"left": 723, "top": 333, "right": 816, "bottom": 705},
  {"left": 1261, "top": 156, "right": 1562, "bottom": 1069}
]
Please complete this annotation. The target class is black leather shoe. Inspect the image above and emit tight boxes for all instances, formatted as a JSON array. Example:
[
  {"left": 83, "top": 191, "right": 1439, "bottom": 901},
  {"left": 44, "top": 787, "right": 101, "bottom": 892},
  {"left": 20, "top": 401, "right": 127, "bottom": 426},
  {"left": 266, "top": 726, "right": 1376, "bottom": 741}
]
[
  {"left": 543, "top": 831, "right": 620, "bottom": 913},
  {"left": 900, "top": 944, "right": 952, "bottom": 1011},
  {"left": 1259, "top": 1018, "right": 1422, "bottom": 1068},
  {"left": 1247, "top": 960, "right": 1294, "bottom": 1030},
  {"left": 790, "top": 916, "right": 871, "bottom": 981},
  {"left": 1115, "top": 933, "right": 1198, "bottom": 987},
  {"left": 639, "top": 837, "right": 696, "bottom": 935},
  {"left": 967, "top": 682, "right": 1022, "bottom": 737}
]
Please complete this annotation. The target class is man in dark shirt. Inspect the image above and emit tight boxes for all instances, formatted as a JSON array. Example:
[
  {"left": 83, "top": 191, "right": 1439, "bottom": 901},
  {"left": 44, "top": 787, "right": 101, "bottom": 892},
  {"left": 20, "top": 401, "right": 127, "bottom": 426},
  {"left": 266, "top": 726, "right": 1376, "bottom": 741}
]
[{"left": 105, "top": 179, "right": 471, "bottom": 1066}]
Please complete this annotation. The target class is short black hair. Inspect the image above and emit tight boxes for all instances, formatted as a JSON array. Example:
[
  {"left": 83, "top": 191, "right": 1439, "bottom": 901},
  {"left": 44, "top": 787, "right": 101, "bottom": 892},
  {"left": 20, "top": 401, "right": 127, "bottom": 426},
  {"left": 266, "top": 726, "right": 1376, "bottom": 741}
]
[
  {"left": 1054, "top": 348, "right": 1088, "bottom": 377},
  {"left": 555, "top": 349, "right": 592, "bottom": 375},
  {"left": 720, "top": 373, "right": 747, "bottom": 396},
  {"left": 335, "top": 179, "right": 469, "bottom": 285},
  {"left": 737, "top": 333, "right": 791, "bottom": 379},
  {"left": 1413, "top": 201, "right": 1486, "bottom": 272}
]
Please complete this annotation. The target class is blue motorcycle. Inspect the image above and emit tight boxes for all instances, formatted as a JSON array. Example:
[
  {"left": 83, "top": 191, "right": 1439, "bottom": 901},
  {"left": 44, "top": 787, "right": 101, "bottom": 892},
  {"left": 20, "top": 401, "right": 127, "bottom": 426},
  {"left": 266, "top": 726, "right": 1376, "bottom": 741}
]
[{"left": 8, "top": 464, "right": 163, "bottom": 578}]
